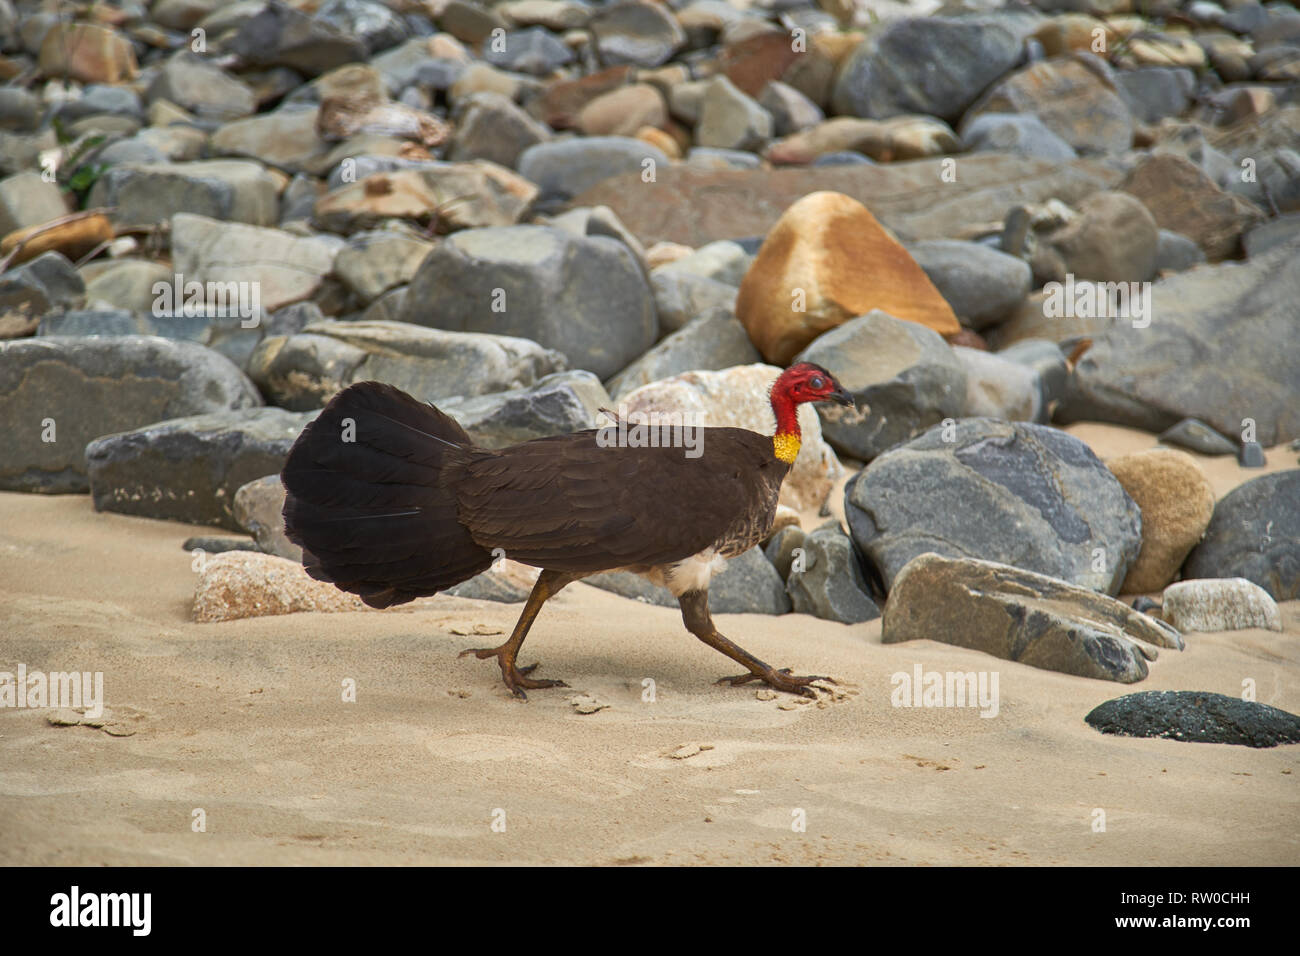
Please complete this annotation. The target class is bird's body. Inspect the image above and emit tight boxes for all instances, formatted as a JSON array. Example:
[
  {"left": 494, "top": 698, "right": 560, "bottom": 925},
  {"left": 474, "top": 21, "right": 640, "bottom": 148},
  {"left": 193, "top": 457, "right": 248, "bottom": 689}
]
[{"left": 281, "top": 363, "right": 853, "bottom": 697}]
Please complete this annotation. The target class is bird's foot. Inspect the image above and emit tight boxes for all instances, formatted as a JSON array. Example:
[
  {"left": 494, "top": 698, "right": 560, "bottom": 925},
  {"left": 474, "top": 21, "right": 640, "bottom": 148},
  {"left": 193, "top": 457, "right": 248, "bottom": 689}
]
[
  {"left": 716, "top": 667, "right": 836, "bottom": 699},
  {"left": 458, "top": 646, "right": 568, "bottom": 700}
]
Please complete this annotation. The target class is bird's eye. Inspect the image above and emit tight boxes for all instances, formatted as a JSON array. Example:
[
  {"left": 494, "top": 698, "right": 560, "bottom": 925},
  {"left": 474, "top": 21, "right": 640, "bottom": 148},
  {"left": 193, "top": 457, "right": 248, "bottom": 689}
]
[{"left": 810, "top": 376, "right": 824, "bottom": 390}]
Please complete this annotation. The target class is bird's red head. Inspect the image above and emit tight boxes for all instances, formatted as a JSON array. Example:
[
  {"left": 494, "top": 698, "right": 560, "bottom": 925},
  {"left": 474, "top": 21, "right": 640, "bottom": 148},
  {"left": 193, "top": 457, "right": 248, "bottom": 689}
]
[{"left": 769, "top": 363, "right": 854, "bottom": 463}]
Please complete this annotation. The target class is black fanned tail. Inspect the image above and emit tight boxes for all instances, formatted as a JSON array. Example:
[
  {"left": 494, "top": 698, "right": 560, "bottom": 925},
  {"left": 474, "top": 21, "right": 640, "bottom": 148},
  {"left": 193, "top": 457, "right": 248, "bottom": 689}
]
[{"left": 280, "top": 382, "right": 492, "bottom": 608}]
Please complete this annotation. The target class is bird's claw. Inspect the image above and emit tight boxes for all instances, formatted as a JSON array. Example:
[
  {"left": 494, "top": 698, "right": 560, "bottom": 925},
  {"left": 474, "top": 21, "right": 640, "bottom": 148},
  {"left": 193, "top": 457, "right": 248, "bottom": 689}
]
[
  {"left": 459, "top": 646, "right": 567, "bottom": 699},
  {"left": 716, "top": 667, "right": 836, "bottom": 698}
]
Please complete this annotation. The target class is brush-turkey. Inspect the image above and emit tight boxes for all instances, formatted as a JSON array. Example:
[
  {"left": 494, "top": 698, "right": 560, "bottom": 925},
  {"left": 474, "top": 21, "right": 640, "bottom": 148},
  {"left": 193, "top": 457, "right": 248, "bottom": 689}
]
[{"left": 280, "top": 362, "right": 854, "bottom": 698}]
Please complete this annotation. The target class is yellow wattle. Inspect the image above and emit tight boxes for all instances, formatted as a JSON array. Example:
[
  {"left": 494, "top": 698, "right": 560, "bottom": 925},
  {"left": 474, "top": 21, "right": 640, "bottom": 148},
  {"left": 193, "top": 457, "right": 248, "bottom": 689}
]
[{"left": 772, "top": 431, "right": 801, "bottom": 464}]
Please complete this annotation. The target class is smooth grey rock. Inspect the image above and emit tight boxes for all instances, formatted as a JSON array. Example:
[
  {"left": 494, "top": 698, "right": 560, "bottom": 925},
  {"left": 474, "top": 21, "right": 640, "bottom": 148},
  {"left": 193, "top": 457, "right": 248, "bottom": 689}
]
[
  {"left": 183, "top": 535, "right": 260, "bottom": 555},
  {"left": 86, "top": 407, "right": 315, "bottom": 530},
  {"left": 82, "top": 258, "right": 172, "bottom": 318},
  {"left": 584, "top": 546, "right": 791, "bottom": 614},
  {"left": 0, "top": 336, "right": 261, "bottom": 493},
  {"left": 1183, "top": 470, "right": 1300, "bottom": 599},
  {"left": 996, "top": 339, "right": 1068, "bottom": 409},
  {"left": 401, "top": 225, "right": 656, "bottom": 379},
  {"left": 332, "top": 229, "right": 434, "bottom": 304},
  {"left": 655, "top": 239, "right": 751, "bottom": 286},
  {"left": 962, "top": 112, "right": 1078, "bottom": 161},
  {"left": 764, "top": 524, "right": 805, "bottom": 581},
  {"left": 229, "top": 0, "right": 367, "bottom": 76},
  {"left": 517, "top": 136, "right": 669, "bottom": 202},
  {"left": 447, "top": 91, "right": 551, "bottom": 169},
  {"left": 1056, "top": 239, "right": 1300, "bottom": 445},
  {"left": 483, "top": 26, "right": 574, "bottom": 75},
  {"left": 1158, "top": 418, "right": 1239, "bottom": 456},
  {"left": 170, "top": 213, "right": 343, "bottom": 314},
  {"left": 249, "top": 319, "right": 567, "bottom": 411},
  {"left": 1239, "top": 441, "right": 1266, "bottom": 468},
  {"left": 589, "top": 0, "right": 685, "bottom": 68},
  {"left": 759, "top": 80, "right": 824, "bottom": 137},
  {"left": 954, "top": 346, "right": 1044, "bottom": 422},
  {"left": 1155, "top": 228, "right": 1206, "bottom": 273},
  {"left": 908, "top": 239, "right": 1032, "bottom": 330},
  {"left": 649, "top": 271, "right": 738, "bottom": 334},
  {"left": 832, "top": 17, "right": 1024, "bottom": 123},
  {"left": 315, "top": 0, "right": 409, "bottom": 55},
  {"left": 605, "top": 308, "right": 760, "bottom": 400},
  {"left": 0, "top": 170, "right": 67, "bottom": 236},
  {"left": 1085, "top": 691, "right": 1300, "bottom": 747},
  {"left": 1042, "top": 190, "right": 1160, "bottom": 283},
  {"left": 795, "top": 310, "right": 967, "bottom": 462},
  {"left": 883, "top": 553, "right": 1180, "bottom": 683},
  {"left": 145, "top": 51, "right": 257, "bottom": 121},
  {"left": 786, "top": 524, "right": 880, "bottom": 623},
  {"left": 87, "top": 161, "right": 280, "bottom": 228},
  {"left": 1162, "top": 577, "right": 1282, "bottom": 632},
  {"left": 846, "top": 419, "right": 1143, "bottom": 595},
  {"left": 1115, "top": 67, "right": 1195, "bottom": 124},
  {"left": 1243, "top": 212, "right": 1300, "bottom": 258},
  {"left": 438, "top": 370, "right": 609, "bottom": 448},
  {"left": 233, "top": 473, "right": 300, "bottom": 560},
  {"left": 696, "top": 76, "right": 772, "bottom": 153},
  {"left": 209, "top": 107, "right": 332, "bottom": 176},
  {"left": 38, "top": 308, "right": 143, "bottom": 336}
]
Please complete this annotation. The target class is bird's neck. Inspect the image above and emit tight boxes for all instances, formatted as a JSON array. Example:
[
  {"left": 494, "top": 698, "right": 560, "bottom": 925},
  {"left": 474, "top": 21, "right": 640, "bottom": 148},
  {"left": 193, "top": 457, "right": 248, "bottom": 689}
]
[{"left": 770, "top": 388, "right": 801, "bottom": 464}]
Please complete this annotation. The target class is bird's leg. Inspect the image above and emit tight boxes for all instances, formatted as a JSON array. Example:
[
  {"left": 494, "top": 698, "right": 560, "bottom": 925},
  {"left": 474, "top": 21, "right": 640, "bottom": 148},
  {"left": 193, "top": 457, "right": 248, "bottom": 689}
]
[
  {"left": 458, "top": 569, "right": 577, "bottom": 699},
  {"left": 677, "top": 589, "right": 834, "bottom": 699}
]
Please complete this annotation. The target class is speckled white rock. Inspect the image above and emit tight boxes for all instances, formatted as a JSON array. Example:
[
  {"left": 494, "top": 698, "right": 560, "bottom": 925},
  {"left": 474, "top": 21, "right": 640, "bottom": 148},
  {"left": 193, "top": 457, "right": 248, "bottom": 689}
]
[{"left": 1162, "top": 578, "right": 1282, "bottom": 633}]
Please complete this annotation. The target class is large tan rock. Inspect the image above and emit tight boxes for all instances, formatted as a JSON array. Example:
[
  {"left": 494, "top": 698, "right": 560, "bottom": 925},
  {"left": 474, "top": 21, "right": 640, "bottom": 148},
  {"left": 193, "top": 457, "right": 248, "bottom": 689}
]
[
  {"left": 1106, "top": 448, "right": 1215, "bottom": 593},
  {"left": 619, "top": 364, "right": 843, "bottom": 512},
  {"left": 39, "top": 23, "right": 138, "bottom": 84},
  {"left": 735, "top": 191, "right": 960, "bottom": 364}
]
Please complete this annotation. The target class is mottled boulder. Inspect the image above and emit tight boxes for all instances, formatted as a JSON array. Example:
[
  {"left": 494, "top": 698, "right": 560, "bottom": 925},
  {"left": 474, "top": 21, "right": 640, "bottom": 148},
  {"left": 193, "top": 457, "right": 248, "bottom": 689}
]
[
  {"left": 249, "top": 320, "right": 567, "bottom": 411},
  {"left": 438, "top": 370, "right": 609, "bottom": 448},
  {"left": 908, "top": 240, "right": 1032, "bottom": 330},
  {"left": 1056, "top": 239, "right": 1300, "bottom": 445},
  {"left": 1085, "top": 691, "right": 1300, "bottom": 748},
  {"left": 400, "top": 225, "right": 656, "bottom": 379},
  {"left": 1183, "top": 471, "right": 1300, "bottom": 600},
  {"left": 765, "top": 115, "right": 960, "bottom": 165},
  {"left": 735, "top": 191, "right": 960, "bottom": 365},
  {"left": 846, "top": 419, "right": 1142, "bottom": 595},
  {"left": 1105, "top": 449, "right": 1216, "bottom": 593},
  {"left": 86, "top": 407, "right": 315, "bottom": 530},
  {"left": 962, "top": 56, "right": 1134, "bottom": 156},
  {"left": 884, "top": 553, "right": 1181, "bottom": 683},
  {"left": 1162, "top": 578, "right": 1282, "bottom": 633},
  {"left": 832, "top": 17, "right": 1023, "bottom": 124},
  {"left": 0, "top": 336, "right": 261, "bottom": 493},
  {"left": 584, "top": 546, "right": 790, "bottom": 614},
  {"left": 233, "top": 474, "right": 300, "bottom": 561},
  {"left": 605, "top": 308, "right": 760, "bottom": 400},
  {"left": 620, "top": 364, "right": 842, "bottom": 512},
  {"left": 785, "top": 524, "right": 880, "bottom": 624},
  {"left": 795, "top": 310, "right": 967, "bottom": 462}
]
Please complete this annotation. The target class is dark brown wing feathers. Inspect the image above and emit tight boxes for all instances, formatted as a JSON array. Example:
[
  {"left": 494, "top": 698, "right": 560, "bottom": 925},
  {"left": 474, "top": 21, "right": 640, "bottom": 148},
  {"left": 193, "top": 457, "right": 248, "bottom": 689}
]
[{"left": 281, "top": 381, "right": 790, "bottom": 606}]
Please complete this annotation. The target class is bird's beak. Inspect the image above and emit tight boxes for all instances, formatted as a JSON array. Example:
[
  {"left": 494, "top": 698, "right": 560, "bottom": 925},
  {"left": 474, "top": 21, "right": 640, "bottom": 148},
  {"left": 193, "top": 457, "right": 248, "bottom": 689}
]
[{"left": 824, "top": 383, "right": 855, "bottom": 408}]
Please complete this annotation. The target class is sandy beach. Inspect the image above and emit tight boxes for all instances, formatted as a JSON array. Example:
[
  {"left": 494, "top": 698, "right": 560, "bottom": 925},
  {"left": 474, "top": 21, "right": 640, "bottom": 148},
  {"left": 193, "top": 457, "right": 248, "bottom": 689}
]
[{"left": 0, "top": 423, "right": 1295, "bottom": 866}]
